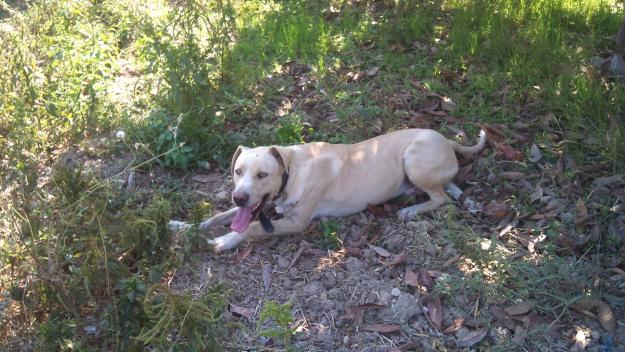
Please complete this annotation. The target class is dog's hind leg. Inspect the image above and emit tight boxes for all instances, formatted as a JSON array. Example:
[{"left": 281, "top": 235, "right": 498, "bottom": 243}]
[
  {"left": 398, "top": 184, "right": 449, "bottom": 219},
  {"left": 398, "top": 139, "right": 457, "bottom": 220}
]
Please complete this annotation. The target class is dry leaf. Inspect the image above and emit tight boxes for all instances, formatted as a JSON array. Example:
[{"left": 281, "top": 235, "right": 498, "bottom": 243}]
[
  {"left": 457, "top": 327, "right": 488, "bottom": 347},
  {"left": 426, "top": 296, "right": 443, "bottom": 329},
  {"left": 340, "top": 304, "right": 385, "bottom": 326},
  {"left": 570, "top": 297, "right": 616, "bottom": 332},
  {"left": 504, "top": 302, "right": 532, "bottom": 316},
  {"left": 512, "top": 326, "right": 527, "bottom": 344},
  {"left": 366, "top": 66, "right": 380, "bottom": 76},
  {"left": 529, "top": 184, "right": 543, "bottom": 203},
  {"left": 368, "top": 244, "right": 392, "bottom": 257},
  {"left": 236, "top": 246, "right": 253, "bottom": 261},
  {"left": 496, "top": 143, "right": 523, "bottom": 161},
  {"left": 229, "top": 303, "right": 254, "bottom": 319},
  {"left": 345, "top": 246, "right": 362, "bottom": 257},
  {"left": 262, "top": 263, "right": 272, "bottom": 291},
  {"left": 362, "top": 324, "right": 401, "bottom": 333},
  {"left": 419, "top": 270, "right": 434, "bottom": 289},
  {"left": 529, "top": 143, "right": 542, "bottom": 162},
  {"left": 442, "top": 254, "right": 461, "bottom": 267},
  {"left": 483, "top": 201, "right": 513, "bottom": 219},
  {"left": 388, "top": 253, "right": 409, "bottom": 265},
  {"left": 443, "top": 318, "right": 464, "bottom": 334},
  {"left": 491, "top": 306, "right": 517, "bottom": 330},
  {"left": 405, "top": 268, "right": 419, "bottom": 287}
]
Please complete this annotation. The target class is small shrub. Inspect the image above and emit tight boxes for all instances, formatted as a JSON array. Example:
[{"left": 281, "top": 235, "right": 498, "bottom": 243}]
[
  {"left": 257, "top": 300, "right": 296, "bottom": 348},
  {"left": 316, "top": 220, "right": 342, "bottom": 250}
]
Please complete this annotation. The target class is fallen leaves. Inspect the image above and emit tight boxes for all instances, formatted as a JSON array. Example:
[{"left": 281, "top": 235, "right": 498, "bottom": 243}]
[
  {"left": 340, "top": 304, "right": 385, "bottom": 326},
  {"left": 404, "top": 268, "right": 418, "bottom": 287},
  {"left": 456, "top": 327, "right": 488, "bottom": 347},
  {"left": 490, "top": 306, "right": 517, "bottom": 331},
  {"left": 443, "top": 318, "right": 464, "bottom": 334},
  {"left": 483, "top": 201, "right": 514, "bottom": 219},
  {"left": 362, "top": 323, "right": 401, "bottom": 334},
  {"left": 426, "top": 296, "right": 443, "bottom": 329},
  {"left": 229, "top": 302, "right": 254, "bottom": 320},
  {"left": 570, "top": 297, "right": 616, "bottom": 333},
  {"left": 504, "top": 302, "right": 532, "bottom": 316},
  {"left": 368, "top": 244, "right": 391, "bottom": 258},
  {"left": 236, "top": 245, "right": 253, "bottom": 261},
  {"left": 495, "top": 142, "right": 523, "bottom": 161}
]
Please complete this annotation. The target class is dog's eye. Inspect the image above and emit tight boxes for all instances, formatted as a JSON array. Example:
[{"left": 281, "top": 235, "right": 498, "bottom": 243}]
[
  {"left": 257, "top": 172, "right": 268, "bottom": 179},
  {"left": 235, "top": 168, "right": 242, "bottom": 175}
]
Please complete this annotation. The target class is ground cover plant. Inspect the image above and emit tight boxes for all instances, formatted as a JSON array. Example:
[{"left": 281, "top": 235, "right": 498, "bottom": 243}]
[{"left": 1, "top": 0, "right": 624, "bottom": 350}]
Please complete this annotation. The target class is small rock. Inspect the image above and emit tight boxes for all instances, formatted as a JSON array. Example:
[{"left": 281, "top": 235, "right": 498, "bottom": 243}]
[
  {"left": 304, "top": 280, "right": 322, "bottom": 295},
  {"left": 322, "top": 272, "right": 336, "bottom": 287},
  {"left": 344, "top": 257, "right": 363, "bottom": 273},
  {"left": 406, "top": 220, "right": 433, "bottom": 232},
  {"left": 277, "top": 256, "right": 290, "bottom": 269},
  {"left": 391, "top": 287, "right": 401, "bottom": 297},
  {"left": 390, "top": 293, "right": 422, "bottom": 323}
]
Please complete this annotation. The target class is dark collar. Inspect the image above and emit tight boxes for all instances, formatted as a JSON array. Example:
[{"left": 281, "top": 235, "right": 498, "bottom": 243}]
[
  {"left": 261, "top": 171, "right": 289, "bottom": 234},
  {"left": 273, "top": 171, "right": 289, "bottom": 201}
]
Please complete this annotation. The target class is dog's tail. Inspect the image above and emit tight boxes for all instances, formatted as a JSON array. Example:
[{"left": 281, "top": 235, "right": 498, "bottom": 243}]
[{"left": 450, "top": 129, "right": 487, "bottom": 155}]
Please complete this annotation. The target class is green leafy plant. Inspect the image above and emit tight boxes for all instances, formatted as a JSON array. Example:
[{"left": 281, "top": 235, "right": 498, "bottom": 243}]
[
  {"left": 316, "top": 220, "right": 342, "bottom": 250},
  {"left": 257, "top": 300, "right": 296, "bottom": 348}
]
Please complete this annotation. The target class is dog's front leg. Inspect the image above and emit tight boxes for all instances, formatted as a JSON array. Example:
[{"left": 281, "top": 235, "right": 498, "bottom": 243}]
[
  {"left": 208, "top": 216, "right": 308, "bottom": 252},
  {"left": 199, "top": 207, "right": 238, "bottom": 231}
]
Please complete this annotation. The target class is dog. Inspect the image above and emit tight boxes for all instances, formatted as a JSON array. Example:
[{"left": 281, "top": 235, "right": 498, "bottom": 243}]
[{"left": 191, "top": 128, "right": 486, "bottom": 252}]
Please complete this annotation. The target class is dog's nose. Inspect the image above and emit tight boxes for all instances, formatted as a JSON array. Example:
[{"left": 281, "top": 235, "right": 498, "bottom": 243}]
[{"left": 232, "top": 192, "right": 249, "bottom": 207}]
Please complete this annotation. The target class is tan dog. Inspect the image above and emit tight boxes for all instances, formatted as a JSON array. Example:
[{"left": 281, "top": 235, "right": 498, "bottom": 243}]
[{"left": 196, "top": 129, "right": 486, "bottom": 252}]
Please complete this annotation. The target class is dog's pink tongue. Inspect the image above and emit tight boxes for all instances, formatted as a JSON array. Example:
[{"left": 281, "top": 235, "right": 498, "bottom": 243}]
[{"left": 231, "top": 207, "right": 253, "bottom": 233}]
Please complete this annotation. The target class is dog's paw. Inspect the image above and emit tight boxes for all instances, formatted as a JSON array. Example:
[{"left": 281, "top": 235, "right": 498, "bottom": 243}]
[
  {"left": 207, "top": 232, "right": 247, "bottom": 253},
  {"left": 397, "top": 207, "right": 417, "bottom": 220},
  {"left": 168, "top": 220, "right": 191, "bottom": 232}
]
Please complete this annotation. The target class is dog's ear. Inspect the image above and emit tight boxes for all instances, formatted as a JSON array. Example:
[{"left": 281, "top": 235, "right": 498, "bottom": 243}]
[
  {"left": 230, "top": 146, "right": 248, "bottom": 175},
  {"left": 269, "top": 146, "right": 292, "bottom": 174}
]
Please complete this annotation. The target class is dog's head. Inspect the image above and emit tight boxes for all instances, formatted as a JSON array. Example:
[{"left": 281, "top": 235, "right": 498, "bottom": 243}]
[{"left": 228, "top": 145, "right": 292, "bottom": 233}]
